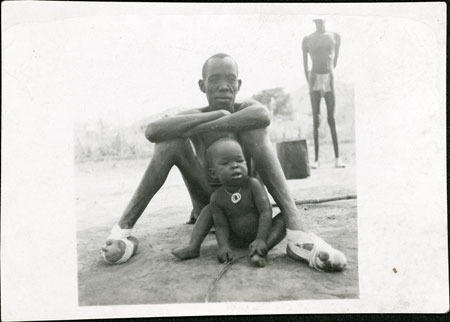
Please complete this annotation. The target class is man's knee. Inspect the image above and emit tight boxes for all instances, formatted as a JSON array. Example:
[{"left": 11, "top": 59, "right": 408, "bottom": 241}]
[
  {"left": 239, "top": 128, "right": 270, "bottom": 148},
  {"left": 327, "top": 116, "right": 336, "bottom": 127},
  {"left": 313, "top": 115, "right": 321, "bottom": 128},
  {"left": 153, "top": 138, "right": 191, "bottom": 161}
]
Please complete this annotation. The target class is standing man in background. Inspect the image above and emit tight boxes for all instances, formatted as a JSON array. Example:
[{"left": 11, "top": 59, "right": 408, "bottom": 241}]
[{"left": 302, "top": 18, "right": 345, "bottom": 169}]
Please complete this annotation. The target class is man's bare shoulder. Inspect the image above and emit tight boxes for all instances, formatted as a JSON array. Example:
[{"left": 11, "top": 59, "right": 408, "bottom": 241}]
[
  {"left": 235, "top": 99, "right": 266, "bottom": 112},
  {"left": 306, "top": 32, "right": 320, "bottom": 39},
  {"left": 302, "top": 35, "right": 310, "bottom": 50},
  {"left": 332, "top": 32, "right": 341, "bottom": 42}
]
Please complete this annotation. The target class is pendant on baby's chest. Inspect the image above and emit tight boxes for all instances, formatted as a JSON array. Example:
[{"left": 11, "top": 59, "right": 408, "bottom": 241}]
[
  {"left": 230, "top": 192, "right": 241, "bottom": 204},
  {"left": 225, "top": 188, "right": 242, "bottom": 204}
]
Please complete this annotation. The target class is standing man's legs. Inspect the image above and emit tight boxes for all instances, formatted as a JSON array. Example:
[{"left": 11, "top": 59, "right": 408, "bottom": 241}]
[
  {"left": 324, "top": 91, "right": 339, "bottom": 158},
  {"left": 309, "top": 91, "right": 322, "bottom": 168},
  {"left": 324, "top": 81, "right": 345, "bottom": 168}
]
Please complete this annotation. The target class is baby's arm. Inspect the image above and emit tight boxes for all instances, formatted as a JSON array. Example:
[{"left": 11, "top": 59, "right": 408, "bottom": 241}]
[
  {"left": 248, "top": 178, "right": 273, "bottom": 257},
  {"left": 211, "top": 194, "right": 233, "bottom": 263}
]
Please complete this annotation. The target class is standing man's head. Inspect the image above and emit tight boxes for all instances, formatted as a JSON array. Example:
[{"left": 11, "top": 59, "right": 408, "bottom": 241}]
[
  {"left": 199, "top": 53, "right": 242, "bottom": 112},
  {"left": 313, "top": 18, "right": 326, "bottom": 32}
]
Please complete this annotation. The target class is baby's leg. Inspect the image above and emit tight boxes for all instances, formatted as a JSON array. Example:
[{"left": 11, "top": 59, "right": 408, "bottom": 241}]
[
  {"left": 267, "top": 212, "right": 287, "bottom": 250},
  {"left": 250, "top": 213, "right": 286, "bottom": 267},
  {"left": 172, "top": 205, "right": 213, "bottom": 260}
]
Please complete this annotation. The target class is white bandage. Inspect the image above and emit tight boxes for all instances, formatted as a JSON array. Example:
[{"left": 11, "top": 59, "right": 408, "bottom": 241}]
[
  {"left": 286, "top": 229, "right": 346, "bottom": 271},
  {"left": 109, "top": 223, "right": 132, "bottom": 239},
  {"left": 102, "top": 237, "right": 135, "bottom": 264},
  {"left": 103, "top": 223, "right": 134, "bottom": 264}
]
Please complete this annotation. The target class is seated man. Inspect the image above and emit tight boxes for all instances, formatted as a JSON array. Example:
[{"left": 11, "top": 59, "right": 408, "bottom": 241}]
[
  {"left": 206, "top": 137, "right": 286, "bottom": 267},
  {"left": 103, "top": 53, "right": 346, "bottom": 271}
]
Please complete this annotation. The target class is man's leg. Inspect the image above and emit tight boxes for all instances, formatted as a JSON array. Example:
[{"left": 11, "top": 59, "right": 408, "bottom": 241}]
[
  {"left": 117, "top": 138, "right": 211, "bottom": 229},
  {"left": 310, "top": 91, "right": 322, "bottom": 167},
  {"left": 267, "top": 212, "right": 286, "bottom": 250},
  {"left": 249, "top": 213, "right": 286, "bottom": 267},
  {"left": 324, "top": 89, "right": 345, "bottom": 168},
  {"left": 172, "top": 205, "right": 214, "bottom": 259},
  {"left": 324, "top": 91, "right": 339, "bottom": 159},
  {"left": 183, "top": 174, "right": 208, "bottom": 224},
  {"left": 239, "top": 128, "right": 305, "bottom": 231},
  {"left": 239, "top": 128, "right": 347, "bottom": 271}
]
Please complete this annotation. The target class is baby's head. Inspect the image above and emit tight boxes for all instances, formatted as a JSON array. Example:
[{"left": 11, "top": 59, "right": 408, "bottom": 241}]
[{"left": 206, "top": 138, "right": 248, "bottom": 186}]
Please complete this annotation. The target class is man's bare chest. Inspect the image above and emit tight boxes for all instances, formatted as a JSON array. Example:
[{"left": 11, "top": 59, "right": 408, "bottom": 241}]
[{"left": 308, "top": 33, "right": 336, "bottom": 53}]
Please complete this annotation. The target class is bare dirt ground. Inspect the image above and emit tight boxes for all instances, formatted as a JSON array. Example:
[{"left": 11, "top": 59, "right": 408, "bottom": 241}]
[{"left": 75, "top": 142, "right": 358, "bottom": 305}]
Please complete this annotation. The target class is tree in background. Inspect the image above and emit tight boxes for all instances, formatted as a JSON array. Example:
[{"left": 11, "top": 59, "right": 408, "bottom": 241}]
[{"left": 252, "top": 87, "right": 293, "bottom": 117}]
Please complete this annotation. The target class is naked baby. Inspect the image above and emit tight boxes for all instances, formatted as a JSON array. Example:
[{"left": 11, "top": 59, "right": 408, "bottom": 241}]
[{"left": 206, "top": 137, "right": 286, "bottom": 267}]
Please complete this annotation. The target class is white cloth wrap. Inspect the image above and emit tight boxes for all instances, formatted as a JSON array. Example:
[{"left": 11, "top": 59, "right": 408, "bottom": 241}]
[
  {"left": 109, "top": 223, "right": 132, "bottom": 239},
  {"left": 103, "top": 223, "right": 134, "bottom": 264},
  {"left": 286, "top": 229, "right": 336, "bottom": 271},
  {"left": 309, "top": 72, "right": 332, "bottom": 95}
]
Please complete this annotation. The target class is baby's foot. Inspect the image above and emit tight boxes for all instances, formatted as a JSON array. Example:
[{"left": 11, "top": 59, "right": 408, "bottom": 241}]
[
  {"left": 250, "top": 254, "right": 267, "bottom": 267},
  {"left": 172, "top": 246, "right": 199, "bottom": 260}
]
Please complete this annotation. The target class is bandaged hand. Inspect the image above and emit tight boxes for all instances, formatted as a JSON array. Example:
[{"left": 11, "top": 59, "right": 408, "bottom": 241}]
[
  {"left": 217, "top": 246, "right": 233, "bottom": 263},
  {"left": 249, "top": 239, "right": 268, "bottom": 257}
]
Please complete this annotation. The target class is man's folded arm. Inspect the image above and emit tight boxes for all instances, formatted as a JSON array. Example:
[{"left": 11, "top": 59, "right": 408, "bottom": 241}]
[
  {"left": 145, "top": 107, "right": 229, "bottom": 143},
  {"left": 182, "top": 100, "right": 271, "bottom": 137}
]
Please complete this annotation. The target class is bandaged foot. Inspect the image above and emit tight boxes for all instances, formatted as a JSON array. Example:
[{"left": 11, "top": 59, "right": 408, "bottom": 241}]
[
  {"left": 102, "top": 223, "right": 138, "bottom": 264},
  {"left": 335, "top": 157, "right": 346, "bottom": 168},
  {"left": 311, "top": 161, "right": 320, "bottom": 169},
  {"left": 286, "top": 229, "right": 346, "bottom": 272}
]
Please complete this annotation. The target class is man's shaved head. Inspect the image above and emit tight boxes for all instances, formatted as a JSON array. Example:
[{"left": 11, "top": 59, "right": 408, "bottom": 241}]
[
  {"left": 202, "top": 53, "right": 239, "bottom": 79},
  {"left": 199, "top": 53, "right": 242, "bottom": 111}
]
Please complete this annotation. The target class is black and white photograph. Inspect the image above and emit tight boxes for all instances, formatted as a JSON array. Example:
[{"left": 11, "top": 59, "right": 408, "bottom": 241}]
[
  {"left": 1, "top": 2, "right": 447, "bottom": 320},
  {"left": 74, "top": 11, "right": 358, "bottom": 306}
]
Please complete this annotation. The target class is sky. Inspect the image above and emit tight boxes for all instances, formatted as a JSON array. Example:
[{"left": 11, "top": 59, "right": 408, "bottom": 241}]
[{"left": 3, "top": 2, "right": 444, "bottom": 127}]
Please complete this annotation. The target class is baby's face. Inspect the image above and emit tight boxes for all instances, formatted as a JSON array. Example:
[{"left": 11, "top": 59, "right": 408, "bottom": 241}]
[
  {"left": 212, "top": 141, "right": 248, "bottom": 186},
  {"left": 102, "top": 239, "right": 125, "bottom": 263}
]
